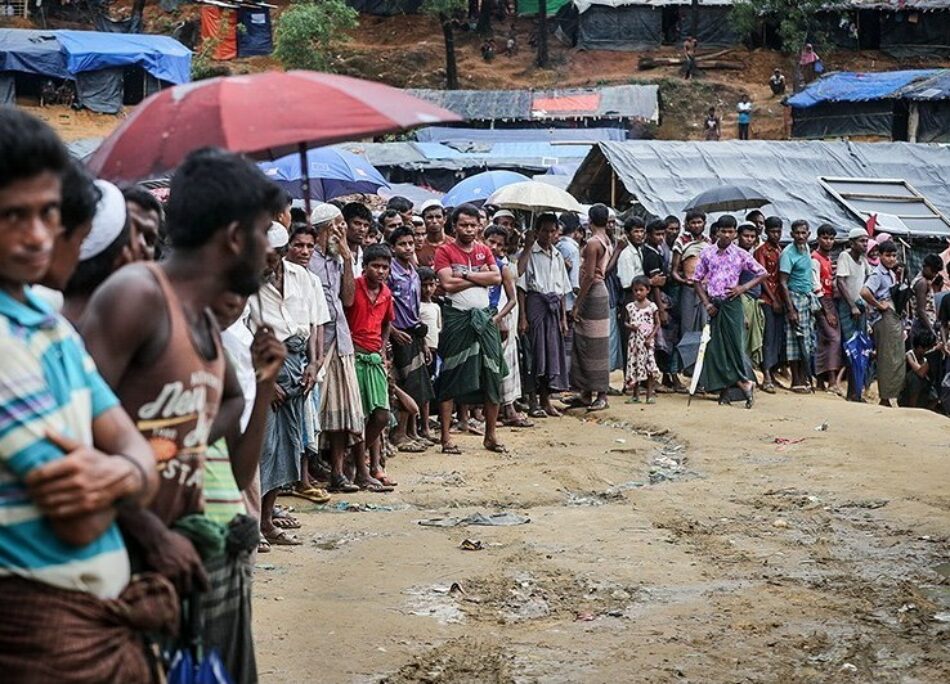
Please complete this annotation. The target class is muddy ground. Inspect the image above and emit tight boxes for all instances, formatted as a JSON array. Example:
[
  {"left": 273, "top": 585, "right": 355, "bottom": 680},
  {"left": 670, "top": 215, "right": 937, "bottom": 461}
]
[{"left": 254, "top": 383, "right": 949, "bottom": 682}]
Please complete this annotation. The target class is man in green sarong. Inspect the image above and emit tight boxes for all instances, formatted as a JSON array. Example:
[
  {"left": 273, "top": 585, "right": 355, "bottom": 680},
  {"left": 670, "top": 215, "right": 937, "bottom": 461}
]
[
  {"left": 433, "top": 203, "right": 507, "bottom": 454},
  {"left": 692, "top": 216, "right": 768, "bottom": 408},
  {"left": 738, "top": 222, "right": 765, "bottom": 370}
]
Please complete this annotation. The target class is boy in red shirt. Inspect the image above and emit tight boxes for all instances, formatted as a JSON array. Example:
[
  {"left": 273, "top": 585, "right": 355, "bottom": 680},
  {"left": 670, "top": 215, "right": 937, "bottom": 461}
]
[{"left": 345, "top": 244, "right": 396, "bottom": 490}]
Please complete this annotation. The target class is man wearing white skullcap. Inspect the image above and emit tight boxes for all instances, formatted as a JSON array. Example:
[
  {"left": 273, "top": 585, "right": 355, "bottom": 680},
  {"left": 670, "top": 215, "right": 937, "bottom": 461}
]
[
  {"left": 417, "top": 199, "right": 451, "bottom": 268},
  {"left": 61, "top": 179, "right": 132, "bottom": 323},
  {"left": 307, "top": 202, "right": 366, "bottom": 493},
  {"left": 248, "top": 219, "right": 331, "bottom": 541}
]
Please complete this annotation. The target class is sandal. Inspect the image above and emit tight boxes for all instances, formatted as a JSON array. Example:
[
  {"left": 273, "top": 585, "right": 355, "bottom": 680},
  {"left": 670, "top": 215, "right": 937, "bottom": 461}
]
[
  {"left": 645, "top": 397, "right": 656, "bottom": 405},
  {"left": 357, "top": 477, "right": 395, "bottom": 493},
  {"left": 790, "top": 385, "right": 811, "bottom": 394},
  {"left": 743, "top": 385, "right": 755, "bottom": 409},
  {"left": 760, "top": 383, "right": 776, "bottom": 394},
  {"left": 543, "top": 407, "right": 562, "bottom": 418},
  {"left": 442, "top": 443, "right": 463, "bottom": 455},
  {"left": 372, "top": 471, "right": 398, "bottom": 487},
  {"left": 258, "top": 537, "right": 271, "bottom": 554},
  {"left": 625, "top": 396, "right": 641, "bottom": 404},
  {"left": 502, "top": 416, "right": 534, "bottom": 428},
  {"left": 272, "top": 515, "right": 301, "bottom": 529},
  {"left": 527, "top": 407, "right": 547, "bottom": 418},
  {"left": 560, "top": 395, "right": 589, "bottom": 408},
  {"left": 292, "top": 485, "right": 331, "bottom": 504},
  {"left": 587, "top": 398, "right": 608, "bottom": 412},
  {"left": 466, "top": 419, "right": 485, "bottom": 436},
  {"left": 328, "top": 474, "right": 360, "bottom": 493},
  {"left": 397, "top": 441, "right": 427, "bottom": 453},
  {"left": 483, "top": 440, "right": 509, "bottom": 454},
  {"left": 264, "top": 529, "right": 302, "bottom": 546}
]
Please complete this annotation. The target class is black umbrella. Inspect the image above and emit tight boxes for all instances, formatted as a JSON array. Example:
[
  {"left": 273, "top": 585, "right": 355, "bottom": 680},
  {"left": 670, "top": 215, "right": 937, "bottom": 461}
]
[{"left": 684, "top": 185, "right": 771, "bottom": 213}]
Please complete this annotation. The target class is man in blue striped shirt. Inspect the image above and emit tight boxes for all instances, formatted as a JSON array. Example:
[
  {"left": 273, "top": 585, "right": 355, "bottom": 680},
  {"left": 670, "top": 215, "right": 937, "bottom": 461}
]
[{"left": 0, "top": 109, "right": 161, "bottom": 680}]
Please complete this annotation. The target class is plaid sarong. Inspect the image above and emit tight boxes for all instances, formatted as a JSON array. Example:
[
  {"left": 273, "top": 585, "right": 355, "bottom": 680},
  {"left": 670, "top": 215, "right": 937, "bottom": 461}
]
[
  {"left": 0, "top": 574, "right": 178, "bottom": 683},
  {"left": 200, "top": 552, "right": 257, "bottom": 684},
  {"left": 786, "top": 291, "right": 818, "bottom": 362},
  {"left": 391, "top": 329, "right": 434, "bottom": 407},
  {"left": 436, "top": 305, "right": 507, "bottom": 405}
]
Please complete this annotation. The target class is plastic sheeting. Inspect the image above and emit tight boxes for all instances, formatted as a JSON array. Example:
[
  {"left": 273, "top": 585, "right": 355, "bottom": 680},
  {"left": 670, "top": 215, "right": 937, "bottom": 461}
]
[
  {"left": 791, "top": 100, "right": 896, "bottom": 138},
  {"left": 55, "top": 30, "right": 191, "bottom": 85},
  {"left": 568, "top": 140, "right": 950, "bottom": 237},
  {"left": 200, "top": 7, "right": 238, "bottom": 61},
  {"left": 415, "top": 126, "right": 627, "bottom": 142},
  {"left": 787, "top": 70, "right": 937, "bottom": 108},
  {"left": 533, "top": 93, "right": 600, "bottom": 113},
  {"left": 345, "top": 0, "right": 422, "bottom": 14},
  {"left": 0, "top": 72, "right": 13, "bottom": 105},
  {"left": 408, "top": 89, "right": 534, "bottom": 120},
  {"left": 75, "top": 68, "right": 123, "bottom": 114},
  {"left": 915, "top": 100, "right": 950, "bottom": 142},
  {"left": 0, "top": 30, "right": 69, "bottom": 79},
  {"left": 519, "top": 0, "right": 573, "bottom": 15},
  {"left": 881, "top": 10, "right": 950, "bottom": 53},
  {"left": 576, "top": 4, "right": 736, "bottom": 49},
  {"left": 238, "top": 8, "right": 273, "bottom": 58}
]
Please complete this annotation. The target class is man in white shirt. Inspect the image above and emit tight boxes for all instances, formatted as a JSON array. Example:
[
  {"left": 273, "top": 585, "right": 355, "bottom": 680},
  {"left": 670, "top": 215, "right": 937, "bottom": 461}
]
[{"left": 247, "top": 223, "right": 328, "bottom": 545}]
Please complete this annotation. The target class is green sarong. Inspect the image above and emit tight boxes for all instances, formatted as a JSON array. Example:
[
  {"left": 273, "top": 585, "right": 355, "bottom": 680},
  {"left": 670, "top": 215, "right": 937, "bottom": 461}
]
[
  {"left": 699, "top": 297, "right": 753, "bottom": 392},
  {"left": 436, "top": 305, "right": 508, "bottom": 405},
  {"left": 740, "top": 293, "right": 764, "bottom": 369},
  {"left": 355, "top": 351, "right": 390, "bottom": 415}
]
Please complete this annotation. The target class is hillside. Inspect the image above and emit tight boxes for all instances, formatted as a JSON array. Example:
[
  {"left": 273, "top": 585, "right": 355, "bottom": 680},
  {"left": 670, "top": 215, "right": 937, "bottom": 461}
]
[{"left": 7, "top": 7, "right": 950, "bottom": 142}]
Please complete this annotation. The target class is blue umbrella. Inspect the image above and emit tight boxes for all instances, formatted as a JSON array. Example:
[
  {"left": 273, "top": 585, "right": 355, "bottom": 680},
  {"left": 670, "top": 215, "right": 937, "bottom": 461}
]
[
  {"left": 258, "top": 147, "right": 389, "bottom": 201},
  {"left": 443, "top": 170, "right": 530, "bottom": 207}
]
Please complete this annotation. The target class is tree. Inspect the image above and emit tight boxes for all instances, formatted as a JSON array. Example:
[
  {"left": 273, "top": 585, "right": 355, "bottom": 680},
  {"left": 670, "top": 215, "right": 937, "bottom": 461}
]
[
  {"left": 536, "top": 0, "right": 549, "bottom": 68},
  {"left": 476, "top": 0, "right": 495, "bottom": 36},
  {"left": 274, "top": 0, "right": 359, "bottom": 72},
  {"left": 423, "top": 0, "right": 466, "bottom": 90},
  {"left": 731, "top": 0, "right": 829, "bottom": 54}
]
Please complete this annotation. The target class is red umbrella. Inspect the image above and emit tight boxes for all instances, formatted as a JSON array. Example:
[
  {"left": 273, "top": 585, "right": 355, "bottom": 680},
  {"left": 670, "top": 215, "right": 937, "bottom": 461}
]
[{"left": 87, "top": 71, "right": 461, "bottom": 184}]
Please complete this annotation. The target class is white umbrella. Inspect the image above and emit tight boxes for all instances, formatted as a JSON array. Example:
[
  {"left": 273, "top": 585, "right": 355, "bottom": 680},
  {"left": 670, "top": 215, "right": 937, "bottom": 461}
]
[{"left": 486, "top": 181, "right": 583, "bottom": 213}]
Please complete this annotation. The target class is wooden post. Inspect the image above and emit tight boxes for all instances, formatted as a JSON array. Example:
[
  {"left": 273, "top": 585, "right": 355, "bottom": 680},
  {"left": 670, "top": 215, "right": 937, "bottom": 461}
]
[
  {"left": 610, "top": 167, "right": 617, "bottom": 208},
  {"left": 907, "top": 102, "right": 920, "bottom": 143}
]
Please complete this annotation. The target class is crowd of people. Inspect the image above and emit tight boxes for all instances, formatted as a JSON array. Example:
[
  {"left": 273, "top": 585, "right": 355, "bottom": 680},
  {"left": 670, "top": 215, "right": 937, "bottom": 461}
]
[{"left": 2, "top": 106, "right": 948, "bottom": 683}]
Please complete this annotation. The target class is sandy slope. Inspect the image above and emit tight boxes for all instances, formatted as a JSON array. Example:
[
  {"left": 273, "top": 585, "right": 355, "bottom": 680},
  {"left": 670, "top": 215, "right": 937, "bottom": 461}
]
[{"left": 253, "top": 382, "right": 949, "bottom": 682}]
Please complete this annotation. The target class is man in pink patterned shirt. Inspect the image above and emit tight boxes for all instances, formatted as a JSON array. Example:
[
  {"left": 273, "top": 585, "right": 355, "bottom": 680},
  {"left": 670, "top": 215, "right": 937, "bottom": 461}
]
[{"left": 692, "top": 216, "right": 767, "bottom": 408}]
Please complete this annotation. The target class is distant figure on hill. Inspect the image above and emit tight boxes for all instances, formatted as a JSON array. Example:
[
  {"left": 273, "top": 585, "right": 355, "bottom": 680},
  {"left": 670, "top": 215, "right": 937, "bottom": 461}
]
[
  {"left": 682, "top": 35, "right": 698, "bottom": 80},
  {"left": 799, "top": 43, "right": 821, "bottom": 83},
  {"left": 703, "top": 107, "right": 721, "bottom": 141},
  {"left": 769, "top": 69, "right": 787, "bottom": 96},
  {"left": 481, "top": 38, "right": 495, "bottom": 62},
  {"left": 737, "top": 94, "right": 753, "bottom": 140}
]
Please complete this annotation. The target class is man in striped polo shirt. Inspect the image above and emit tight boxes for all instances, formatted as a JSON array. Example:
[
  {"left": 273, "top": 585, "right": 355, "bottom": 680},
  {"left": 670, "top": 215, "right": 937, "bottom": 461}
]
[{"left": 0, "top": 109, "right": 164, "bottom": 680}]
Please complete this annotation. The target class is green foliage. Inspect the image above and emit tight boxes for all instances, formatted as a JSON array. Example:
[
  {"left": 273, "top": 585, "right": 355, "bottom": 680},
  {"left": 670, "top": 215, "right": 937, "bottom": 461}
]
[
  {"left": 274, "top": 0, "right": 359, "bottom": 72},
  {"left": 421, "top": 0, "right": 466, "bottom": 19},
  {"left": 731, "top": 0, "right": 830, "bottom": 54}
]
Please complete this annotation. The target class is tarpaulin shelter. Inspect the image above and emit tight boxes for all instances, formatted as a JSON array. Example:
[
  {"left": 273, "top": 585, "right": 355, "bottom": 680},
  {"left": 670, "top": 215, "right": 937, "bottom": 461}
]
[
  {"left": 414, "top": 126, "right": 627, "bottom": 143},
  {"left": 0, "top": 28, "right": 191, "bottom": 113},
  {"left": 568, "top": 140, "right": 950, "bottom": 238},
  {"left": 518, "top": 0, "right": 574, "bottom": 15},
  {"left": 787, "top": 70, "right": 938, "bottom": 139},
  {"left": 406, "top": 84, "right": 660, "bottom": 130},
  {"left": 824, "top": 1, "right": 950, "bottom": 56},
  {"left": 200, "top": 5, "right": 273, "bottom": 60},
  {"left": 568, "top": 0, "right": 738, "bottom": 51},
  {"left": 345, "top": 0, "right": 423, "bottom": 14},
  {"left": 787, "top": 69, "right": 950, "bottom": 140}
]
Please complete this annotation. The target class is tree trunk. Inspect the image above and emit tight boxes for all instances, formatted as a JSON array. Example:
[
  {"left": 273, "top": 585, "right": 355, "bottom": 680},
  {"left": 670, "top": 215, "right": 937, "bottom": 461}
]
[
  {"left": 129, "top": 0, "right": 146, "bottom": 33},
  {"left": 441, "top": 16, "right": 460, "bottom": 90},
  {"left": 690, "top": 0, "right": 699, "bottom": 37},
  {"left": 536, "top": 0, "right": 549, "bottom": 68},
  {"left": 477, "top": 0, "right": 494, "bottom": 35}
]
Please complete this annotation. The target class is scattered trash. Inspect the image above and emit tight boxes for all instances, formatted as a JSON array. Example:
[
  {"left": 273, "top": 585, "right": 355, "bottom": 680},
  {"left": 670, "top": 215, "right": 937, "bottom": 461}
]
[
  {"left": 840, "top": 663, "right": 857, "bottom": 674},
  {"left": 772, "top": 519, "right": 790, "bottom": 529},
  {"left": 814, "top": 422, "right": 829, "bottom": 431},
  {"left": 614, "top": 438, "right": 626, "bottom": 444},
  {"left": 934, "top": 612, "right": 950, "bottom": 623},
  {"left": 418, "top": 512, "right": 531, "bottom": 527},
  {"left": 773, "top": 437, "right": 806, "bottom": 452},
  {"left": 838, "top": 499, "right": 889, "bottom": 510},
  {"left": 459, "top": 539, "right": 483, "bottom": 551},
  {"left": 575, "top": 611, "right": 595, "bottom": 622},
  {"left": 449, "top": 582, "right": 465, "bottom": 595},
  {"left": 257, "top": 563, "right": 276, "bottom": 571},
  {"left": 312, "top": 501, "right": 409, "bottom": 513}
]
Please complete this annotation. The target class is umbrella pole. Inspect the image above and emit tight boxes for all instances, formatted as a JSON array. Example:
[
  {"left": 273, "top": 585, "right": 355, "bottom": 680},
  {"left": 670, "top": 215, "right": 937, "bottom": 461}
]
[{"left": 299, "top": 143, "right": 312, "bottom": 220}]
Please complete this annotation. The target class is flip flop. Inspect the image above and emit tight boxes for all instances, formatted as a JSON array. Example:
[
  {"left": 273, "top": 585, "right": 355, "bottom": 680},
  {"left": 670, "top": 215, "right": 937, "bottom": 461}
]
[
  {"left": 441, "top": 443, "right": 463, "bottom": 455},
  {"left": 328, "top": 474, "right": 360, "bottom": 493},
  {"left": 483, "top": 441, "right": 509, "bottom": 454},
  {"left": 528, "top": 408, "right": 547, "bottom": 418},
  {"left": 646, "top": 397, "right": 656, "bottom": 405},
  {"left": 501, "top": 416, "right": 534, "bottom": 428},
  {"left": 743, "top": 385, "right": 755, "bottom": 409},
  {"left": 264, "top": 529, "right": 302, "bottom": 546},
  {"left": 272, "top": 516, "right": 301, "bottom": 529},
  {"left": 372, "top": 471, "right": 398, "bottom": 487},
  {"left": 292, "top": 486, "right": 331, "bottom": 504},
  {"left": 625, "top": 396, "right": 641, "bottom": 404},
  {"left": 258, "top": 537, "right": 271, "bottom": 554},
  {"left": 543, "top": 407, "right": 562, "bottom": 417},
  {"left": 760, "top": 383, "right": 776, "bottom": 394},
  {"left": 397, "top": 441, "right": 427, "bottom": 453},
  {"left": 790, "top": 385, "right": 811, "bottom": 394},
  {"left": 357, "top": 477, "right": 395, "bottom": 493},
  {"left": 587, "top": 399, "right": 608, "bottom": 412},
  {"left": 560, "top": 395, "right": 589, "bottom": 408}
]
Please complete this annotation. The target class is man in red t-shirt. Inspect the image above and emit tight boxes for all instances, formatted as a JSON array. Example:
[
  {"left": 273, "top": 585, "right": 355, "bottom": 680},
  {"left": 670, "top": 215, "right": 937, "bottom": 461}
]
[
  {"left": 416, "top": 201, "right": 453, "bottom": 268},
  {"left": 344, "top": 244, "right": 397, "bottom": 491},
  {"left": 433, "top": 203, "right": 506, "bottom": 455}
]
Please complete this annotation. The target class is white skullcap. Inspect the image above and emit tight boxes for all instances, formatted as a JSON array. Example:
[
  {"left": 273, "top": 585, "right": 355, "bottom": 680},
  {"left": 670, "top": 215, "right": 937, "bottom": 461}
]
[
  {"left": 492, "top": 209, "right": 515, "bottom": 220},
  {"left": 419, "top": 199, "right": 444, "bottom": 214},
  {"left": 79, "top": 180, "right": 127, "bottom": 261},
  {"left": 267, "top": 222, "right": 289, "bottom": 249},
  {"left": 411, "top": 215, "right": 424, "bottom": 226},
  {"left": 310, "top": 202, "right": 342, "bottom": 227},
  {"left": 848, "top": 227, "right": 868, "bottom": 240}
]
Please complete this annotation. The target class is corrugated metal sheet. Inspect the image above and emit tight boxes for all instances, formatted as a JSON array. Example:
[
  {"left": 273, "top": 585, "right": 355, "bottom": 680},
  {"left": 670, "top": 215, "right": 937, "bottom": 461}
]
[
  {"left": 414, "top": 126, "right": 627, "bottom": 143},
  {"left": 568, "top": 140, "right": 950, "bottom": 237},
  {"left": 902, "top": 70, "right": 950, "bottom": 100}
]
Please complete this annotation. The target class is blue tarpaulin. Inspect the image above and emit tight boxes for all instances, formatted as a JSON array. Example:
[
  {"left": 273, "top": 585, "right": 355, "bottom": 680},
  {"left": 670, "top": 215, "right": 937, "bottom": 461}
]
[
  {"left": 237, "top": 9, "right": 273, "bottom": 58},
  {"left": 0, "top": 29, "right": 191, "bottom": 84},
  {"left": 787, "top": 70, "right": 938, "bottom": 108},
  {"left": 55, "top": 30, "right": 191, "bottom": 85},
  {"left": 0, "top": 30, "right": 69, "bottom": 79}
]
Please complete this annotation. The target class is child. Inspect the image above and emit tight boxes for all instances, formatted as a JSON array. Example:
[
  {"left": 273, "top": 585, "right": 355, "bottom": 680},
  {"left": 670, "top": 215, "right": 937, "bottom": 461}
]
[
  {"left": 625, "top": 276, "right": 661, "bottom": 404},
  {"left": 417, "top": 267, "right": 442, "bottom": 440},
  {"left": 900, "top": 329, "right": 937, "bottom": 409},
  {"left": 861, "top": 240, "right": 903, "bottom": 407}
]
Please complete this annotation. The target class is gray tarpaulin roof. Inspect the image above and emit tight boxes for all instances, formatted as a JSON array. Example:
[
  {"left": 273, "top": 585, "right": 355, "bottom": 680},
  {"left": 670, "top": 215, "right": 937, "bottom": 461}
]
[
  {"left": 406, "top": 85, "right": 659, "bottom": 123},
  {"left": 568, "top": 140, "right": 950, "bottom": 237}
]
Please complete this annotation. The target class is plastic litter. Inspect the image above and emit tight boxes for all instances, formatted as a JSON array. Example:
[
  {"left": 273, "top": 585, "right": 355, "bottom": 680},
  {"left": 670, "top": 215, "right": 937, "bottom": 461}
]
[{"left": 418, "top": 512, "right": 531, "bottom": 527}]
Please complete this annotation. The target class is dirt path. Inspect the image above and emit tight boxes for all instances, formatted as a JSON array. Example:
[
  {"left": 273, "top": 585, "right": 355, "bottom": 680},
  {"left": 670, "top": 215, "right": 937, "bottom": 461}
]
[{"left": 253, "top": 384, "right": 949, "bottom": 682}]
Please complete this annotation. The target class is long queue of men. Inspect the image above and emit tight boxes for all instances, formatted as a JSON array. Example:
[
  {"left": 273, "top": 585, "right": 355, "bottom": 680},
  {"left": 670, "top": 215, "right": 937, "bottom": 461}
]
[{"left": 3, "top": 107, "right": 950, "bottom": 684}]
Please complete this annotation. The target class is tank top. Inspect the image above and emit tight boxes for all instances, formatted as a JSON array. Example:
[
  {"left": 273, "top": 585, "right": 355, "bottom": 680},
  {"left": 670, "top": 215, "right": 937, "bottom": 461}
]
[
  {"left": 117, "top": 264, "right": 225, "bottom": 525},
  {"left": 587, "top": 233, "right": 612, "bottom": 283}
]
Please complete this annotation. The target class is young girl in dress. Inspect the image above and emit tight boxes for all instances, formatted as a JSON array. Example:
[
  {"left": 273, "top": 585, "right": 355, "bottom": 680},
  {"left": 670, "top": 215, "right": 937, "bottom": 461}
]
[{"left": 625, "top": 276, "right": 661, "bottom": 404}]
